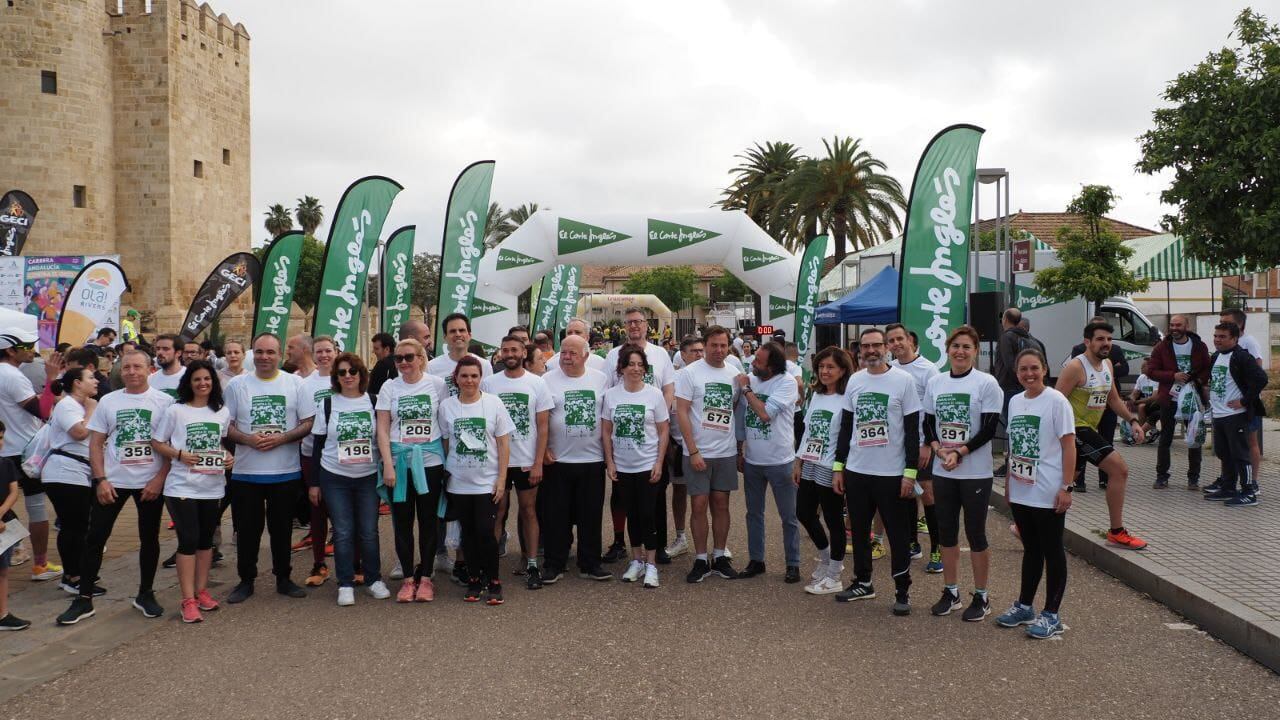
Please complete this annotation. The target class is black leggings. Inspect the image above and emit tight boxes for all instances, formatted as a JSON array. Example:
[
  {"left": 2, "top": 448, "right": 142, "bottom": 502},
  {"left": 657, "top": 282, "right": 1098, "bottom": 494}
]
[
  {"left": 166, "top": 497, "right": 221, "bottom": 554},
  {"left": 796, "top": 478, "right": 845, "bottom": 561},
  {"left": 391, "top": 466, "right": 443, "bottom": 581},
  {"left": 617, "top": 471, "right": 659, "bottom": 551},
  {"left": 44, "top": 482, "right": 92, "bottom": 580},
  {"left": 450, "top": 492, "right": 498, "bottom": 583},
  {"left": 80, "top": 488, "right": 163, "bottom": 598},
  {"left": 932, "top": 476, "right": 992, "bottom": 551},
  {"left": 1010, "top": 503, "right": 1067, "bottom": 613}
]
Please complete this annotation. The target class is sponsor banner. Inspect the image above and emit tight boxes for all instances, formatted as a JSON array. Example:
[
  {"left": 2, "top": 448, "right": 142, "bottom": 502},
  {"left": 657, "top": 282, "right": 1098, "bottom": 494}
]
[
  {"left": 647, "top": 219, "right": 720, "bottom": 256},
  {"left": 56, "top": 259, "right": 129, "bottom": 347},
  {"left": 496, "top": 247, "right": 541, "bottom": 271},
  {"left": 380, "top": 226, "right": 415, "bottom": 338},
  {"left": 768, "top": 295, "right": 797, "bottom": 319},
  {"left": 793, "top": 234, "right": 828, "bottom": 382},
  {"left": 528, "top": 276, "right": 543, "bottom": 326},
  {"left": 252, "top": 231, "right": 304, "bottom": 349},
  {"left": 313, "top": 176, "right": 403, "bottom": 351},
  {"left": 741, "top": 247, "right": 784, "bottom": 271},
  {"left": 435, "top": 161, "right": 495, "bottom": 351},
  {"left": 533, "top": 264, "right": 567, "bottom": 334},
  {"left": 553, "top": 264, "right": 581, "bottom": 350},
  {"left": 898, "top": 124, "right": 984, "bottom": 368},
  {"left": 179, "top": 252, "right": 260, "bottom": 342},
  {"left": 471, "top": 296, "right": 507, "bottom": 319},
  {"left": 557, "top": 218, "right": 630, "bottom": 255},
  {"left": 0, "top": 189, "right": 38, "bottom": 257},
  {"left": 3, "top": 255, "right": 119, "bottom": 349}
]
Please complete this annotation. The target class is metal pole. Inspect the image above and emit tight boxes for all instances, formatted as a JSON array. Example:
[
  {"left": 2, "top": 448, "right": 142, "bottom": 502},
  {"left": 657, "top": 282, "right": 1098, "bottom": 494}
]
[
  {"left": 1005, "top": 173, "right": 1012, "bottom": 306},
  {"left": 1166, "top": 280, "right": 1171, "bottom": 318}
]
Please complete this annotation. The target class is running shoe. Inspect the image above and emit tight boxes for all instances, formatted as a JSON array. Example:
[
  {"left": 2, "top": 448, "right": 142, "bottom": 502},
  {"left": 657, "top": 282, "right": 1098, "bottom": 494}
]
[
  {"left": 133, "top": 591, "right": 164, "bottom": 618},
  {"left": 305, "top": 564, "right": 329, "bottom": 586},
  {"left": 810, "top": 560, "right": 828, "bottom": 582},
  {"left": 56, "top": 597, "right": 95, "bottom": 626},
  {"left": 276, "top": 580, "right": 307, "bottom": 598},
  {"left": 61, "top": 580, "right": 106, "bottom": 596},
  {"left": 451, "top": 563, "right": 469, "bottom": 586},
  {"left": 162, "top": 552, "right": 177, "bottom": 569},
  {"left": 541, "top": 567, "right": 564, "bottom": 585},
  {"left": 290, "top": 536, "right": 313, "bottom": 553},
  {"left": 1098, "top": 479, "right": 1108, "bottom": 490},
  {"left": 601, "top": 541, "right": 627, "bottom": 564},
  {"left": 526, "top": 566, "right": 544, "bottom": 590},
  {"left": 995, "top": 602, "right": 1036, "bottom": 627},
  {"left": 464, "top": 579, "right": 483, "bottom": 602},
  {"left": 1105, "top": 528, "right": 1148, "bottom": 550},
  {"left": 1153, "top": 478, "right": 1169, "bottom": 489},
  {"left": 227, "top": 582, "right": 254, "bottom": 604},
  {"left": 378, "top": 502, "right": 391, "bottom": 516},
  {"left": 925, "top": 551, "right": 944, "bottom": 574},
  {"left": 579, "top": 567, "right": 613, "bottom": 581},
  {"left": 686, "top": 559, "right": 712, "bottom": 584},
  {"left": 870, "top": 537, "right": 886, "bottom": 561},
  {"left": 367, "top": 580, "right": 391, "bottom": 600},
  {"left": 909, "top": 542, "right": 922, "bottom": 560},
  {"left": 621, "top": 559, "right": 645, "bottom": 583},
  {"left": 180, "top": 598, "right": 203, "bottom": 623},
  {"left": 486, "top": 581, "right": 504, "bottom": 606},
  {"left": 1204, "top": 488, "right": 1236, "bottom": 501},
  {"left": 389, "top": 561, "right": 404, "bottom": 580},
  {"left": 414, "top": 577, "right": 434, "bottom": 602},
  {"left": 196, "top": 589, "right": 220, "bottom": 612},
  {"left": 0, "top": 613, "right": 31, "bottom": 631},
  {"left": 1025, "top": 611, "right": 1064, "bottom": 639},
  {"left": 962, "top": 593, "right": 990, "bottom": 622},
  {"left": 834, "top": 582, "right": 876, "bottom": 602},
  {"left": 930, "top": 588, "right": 962, "bottom": 616},
  {"left": 642, "top": 564, "right": 660, "bottom": 589},
  {"left": 655, "top": 549, "right": 672, "bottom": 565},
  {"left": 1225, "top": 493, "right": 1259, "bottom": 507},
  {"left": 892, "top": 595, "right": 911, "bottom": 616},
  {"left": 9, "top": 543, "right": 29, "bottom": 566},
  {"left": 396, "top": 580, "right": 416, "bottom": 603},
  {"left": 916, "top": 516, "right": 928, "bottom": 534},
  {"left": 711, "top": 556, "right": 739, "bottom": 579},
  {"left": 337, "top": 587, "right": 355, "bottom": 607},
  {"left": 1202, "top": 479, "right": 1224, "bottom": 494},
  {"left": 31, "top": 562, "right": 63, "bottom": 581},
  {"left": 664, "top": 535, "right": 690, "bottom": 558},
  {"left": 1186, "top": 480, "right": 1200, "bottom": 492},
  {"left": 324, "top": 544, "right": 334, "bottom": 557},
  {"left": 805, "top": 576, "right": 843, "bottom": 595}
]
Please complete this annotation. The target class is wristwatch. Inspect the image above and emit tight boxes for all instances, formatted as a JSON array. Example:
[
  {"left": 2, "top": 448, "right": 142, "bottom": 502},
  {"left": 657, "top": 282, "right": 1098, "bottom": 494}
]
[
  {"left": 1063, "top": 485, "right": 1074, "bottom": 494},
  {"left": 91, "top": 476, "right": 105, "bottom": 487}
]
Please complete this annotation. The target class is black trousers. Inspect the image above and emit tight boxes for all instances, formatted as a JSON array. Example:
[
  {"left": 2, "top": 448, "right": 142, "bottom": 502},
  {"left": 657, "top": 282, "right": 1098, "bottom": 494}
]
[
  {"left": 391, "top": 466, "right": 443, "bottom": 580},
  {"left": 845, "top": 472, "right": 912, "bottom": 597},
  {"left": 796, "top": 479, "right": 845, "bottom": 561},
  {"left": 230, "top": 478, "right": 302, "bottom": 584},
  {"left": 80, "top": 487, "right": 163, "bottom": 598},
  {"left": 1010, "top": 503, "right": 1067, "bottom": 614},
  {"left": 618, "top": 471, "right": 659, "bottom": 551},
  {"left": 44, "top": 482, "right": 92, "bottom": 580},
  {"left": 541, "top": 461, "right": 605, "bottom": 572},
  {"left": 1156, "top": 398, "right": 1202, "bottom": 482},
  {"left": 1213, "top": 413, "right": 1256, "bottom": 493},
  {"left": 450, "top": 492, "right": 498, "bottom": 583}
]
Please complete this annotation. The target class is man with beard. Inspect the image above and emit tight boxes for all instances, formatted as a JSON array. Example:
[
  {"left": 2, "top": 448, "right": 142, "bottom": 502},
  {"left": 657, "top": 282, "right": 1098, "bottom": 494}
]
[
  {"left": 1146, "top": 315, "right": 1211, "bottom": 489},
  {"left": 149, "top": 335, "right": 187, "bottom": 400}
]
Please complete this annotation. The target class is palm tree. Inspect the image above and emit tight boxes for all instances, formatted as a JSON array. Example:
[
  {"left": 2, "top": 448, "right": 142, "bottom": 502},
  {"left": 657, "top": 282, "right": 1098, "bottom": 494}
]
[
  {"left": 295, "top": 195, "right": 324, "bottom": 236},
  {"left": 264, "top": 203, "right": 293, "bottom": 239},
  {"left": 504, "top": 202, "right": 541, "bottom": 231},
  {"left": 484, "top": 201, "right": 515, "bottom": 249},
  {"left": 718, "top": 141, "right": 803, "bottom": 247},
  {"left": 771, "top": 136, "right": 906, "bottom": 263}
]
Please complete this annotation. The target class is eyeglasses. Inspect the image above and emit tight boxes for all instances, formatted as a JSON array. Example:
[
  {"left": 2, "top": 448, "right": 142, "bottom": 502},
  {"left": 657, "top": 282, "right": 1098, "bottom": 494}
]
[
  {"left": 624, "top": 319, "right": 646, "bottom": 325},
  {"left": 335, "top": 368, "right": 358, "bottom": 377},
  {"left": 394, "top": 354, "right": 418, "bottom": 364}
]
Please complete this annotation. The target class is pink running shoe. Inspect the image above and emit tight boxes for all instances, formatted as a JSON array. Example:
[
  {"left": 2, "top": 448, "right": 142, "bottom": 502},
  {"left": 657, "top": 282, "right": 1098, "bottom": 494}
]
[
  {"left": 415, "top": 577, "right": 435, "bottom": 602},
  {"left": 181, "top": 598, "right": 203, "bottom": 624},
  {"left": 396, "top": 580, "right": 416, "bottom": 603},
  {"left": 196, "top": 589, "right": 220, "bottom": 612}
]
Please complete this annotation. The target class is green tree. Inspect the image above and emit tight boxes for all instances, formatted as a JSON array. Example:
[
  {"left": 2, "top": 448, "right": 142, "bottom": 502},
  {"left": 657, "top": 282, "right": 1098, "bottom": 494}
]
[
  {"left": 621, "top": 266, "right": 700, "bottom": 312},
  {"left": 253, "top": 233, "right": 325, "bottom": 312},
  {"left": 770, "top": 136, "right": 906, "bottom": 263},
  {"left": 718, "top": 141, "right": 804, "bottom": 245},
  {"left": 294, "top": 195, "right": 324, "bottom": 237},
  {"left": 710, "top": 271, "right": 752, "bottom": 302},
  {"left": 411, "top": 252, "right": 441, "bottom": 314},
  {"left": 1033, "top": 185, "right": 1149, "bottom": 315},
  {"left": 264, "top": 203, "right": 293, "bottom": 239},
  {"left": 483, "top": 201, "right": 511, "bottom": 250},
  {"left": 1137, "top": 9, "right": 1279, "bottom": 269}
]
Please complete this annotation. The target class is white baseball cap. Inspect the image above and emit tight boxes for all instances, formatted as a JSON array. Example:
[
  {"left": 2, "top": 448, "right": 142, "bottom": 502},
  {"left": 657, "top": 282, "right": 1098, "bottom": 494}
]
[{"left": 0, "top": 327, "right": 38, "bottom": 349}]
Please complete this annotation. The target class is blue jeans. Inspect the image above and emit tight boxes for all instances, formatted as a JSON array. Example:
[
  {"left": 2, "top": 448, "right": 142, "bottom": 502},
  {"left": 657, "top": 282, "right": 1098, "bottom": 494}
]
[
  {"left": 317, "top": 468, "right": 382, "bottom": 588},
  {"left": 743, "top": 460, "right": 800, "bottom": 565}
]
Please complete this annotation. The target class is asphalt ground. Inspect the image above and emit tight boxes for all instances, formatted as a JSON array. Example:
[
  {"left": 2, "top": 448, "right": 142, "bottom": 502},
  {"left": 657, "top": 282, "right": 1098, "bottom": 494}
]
[{"left": 3, "top": 487, "right": 1278, "bottom": 720}]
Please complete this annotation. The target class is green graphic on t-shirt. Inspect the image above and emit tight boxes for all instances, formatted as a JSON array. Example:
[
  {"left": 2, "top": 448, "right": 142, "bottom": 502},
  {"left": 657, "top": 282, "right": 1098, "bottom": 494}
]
[
  {"left": 114, "top": 408, "right": 153, "bottom": 446},
  {"left": 444, "top": 376, "right": 460, "bottom": 397},
  {"left": 703, "top": 382, "right": 732, "bottom": 410},
  {"left": 1178, "top": 387, "right": 1199, "bottom": 417},
  {"left": 250, "top": 395, "right": 286, "bottom": 432},
  {"left": 1176, "top": 354, "right": 1191, "bottom": 373},
  {"left": 563, "top": 390, "right": 597, "bottom": 437},
  {"left": 185, "top": 422, "right": 221, "bottom": 452},
  {"left": 498, "top": 392, "right": 531, "bottom": 439},
  {"left": 313, "top": 387, "right": 332, "bottom": 406},
  {"left": 1210, "top": 365, "right": 1228, "bottom": 397},
  {"left": 612, "top": 403, "right": 646, "bottom": 442},
  {"left": 745, "top": 393, "right": 771, "bottom": 436},
  {"left": 854, "top": 392, "right": 889, "bottom": 424},
  {"left": 162, "top": 389, "right": 179, "bottom": 399},
  {"left": 807, "top": 409, "right": 833, "bottom": 442},
  {"left": 1007, "top": 415, "right": 1040, "bottom": 459},
  {"left": 935, "top": 393, "right": 971, "bottom": 425},
  {"left": 643, "top": 369, "right": 656, "bottom": 387},
  {"left": 453, "top": 417, "right": 488, "bottom": 463},
  {"left": 398, "top": 394, "right": 433, "bottom": 421},
  {"left": 335, "top": 411, "right": 372, "bottom": 442}
]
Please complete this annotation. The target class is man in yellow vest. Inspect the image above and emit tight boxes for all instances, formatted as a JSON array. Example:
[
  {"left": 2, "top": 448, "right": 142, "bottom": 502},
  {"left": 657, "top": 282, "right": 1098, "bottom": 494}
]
[{"left": 120, "top": 309, "right": 140, "bottom": 344}]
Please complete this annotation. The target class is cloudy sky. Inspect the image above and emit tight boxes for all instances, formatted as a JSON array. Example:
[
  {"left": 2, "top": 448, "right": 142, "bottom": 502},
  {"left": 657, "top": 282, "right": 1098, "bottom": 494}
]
[{"left": 212, "top": 0, "right": 1250, "bottom": 255}]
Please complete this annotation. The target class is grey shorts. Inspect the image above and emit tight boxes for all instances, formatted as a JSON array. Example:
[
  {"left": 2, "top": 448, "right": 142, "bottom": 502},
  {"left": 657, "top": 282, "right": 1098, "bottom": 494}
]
[{"left": 682, "top": 455, "right": 738, "bottom": 496}]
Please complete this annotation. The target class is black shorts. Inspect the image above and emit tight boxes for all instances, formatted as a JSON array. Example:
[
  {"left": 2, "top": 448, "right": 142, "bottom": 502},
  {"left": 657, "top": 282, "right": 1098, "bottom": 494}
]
[
  {"left": 1075, "top": 426, "right": 1115, "bottom": 466},
  {"left": 6, "top": 456, "right": 42, "bottom": 495},
  {"left": 667, "top": 440, "right": 684, "bottom": 479},
  {"left": 507, "top": 467, "right": 535, "bottom": 493}
]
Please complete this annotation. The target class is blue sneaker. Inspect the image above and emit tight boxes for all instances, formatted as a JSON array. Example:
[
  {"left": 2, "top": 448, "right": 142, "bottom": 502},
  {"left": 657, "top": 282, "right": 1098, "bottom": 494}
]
[
  {"left": 1025, "top": 611, "right": 1064, "bottom": 639},
  {"left": 995, "top": 602, "right": 1036, "bottom": 627},
  {"left": 924, "top": 551, "right": 943, "bottom": 574},
  {"left": 1225, "top": 493, "right": 1258, "bottom": 507}
]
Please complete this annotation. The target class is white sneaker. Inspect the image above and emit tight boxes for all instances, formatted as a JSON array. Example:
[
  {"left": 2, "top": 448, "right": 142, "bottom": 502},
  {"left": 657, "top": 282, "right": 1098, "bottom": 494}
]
[
  {"left": 664, "top": 535, "right": 689, "bottom": 558},
  {"left": 337, "top": 587, "right": 355, "bottom": 606},
  {"left": 810, "top": 561, "right": 827, "bottom": 582},
  {"left": 643, "top": 564, "right": 660, "bottom": 589},
  {"left": 805, "top": 576, "right": 844, "bottom": 595},
  {"left": 621, "top": 560, "right": 645, "bottom": 583},
  {"left": 389, "top": 561, "right": 404, "bottom": 580},
  {"left": 366, "top": 580, "right": 391, "bottom": 599}
]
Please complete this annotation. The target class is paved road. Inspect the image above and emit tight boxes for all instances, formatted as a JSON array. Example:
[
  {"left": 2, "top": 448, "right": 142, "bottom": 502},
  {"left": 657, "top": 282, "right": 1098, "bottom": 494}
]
[{"left": 3, "top": 490, "right": 1277, "bottom": 719}]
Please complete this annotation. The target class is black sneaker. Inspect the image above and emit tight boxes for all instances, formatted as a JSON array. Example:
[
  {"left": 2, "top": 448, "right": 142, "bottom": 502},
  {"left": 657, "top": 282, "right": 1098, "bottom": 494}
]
[
  {"left": 1202, "top": 479, "right": 1223, "bottom": 494},
  {"left": 1072, "top": 479, "right": 1087, "bottom": 493},
  {"left": 132, "top": 591, "right": 164, "bottom": 618},
  {"left": 601, "top": 541, "right": 627, "bottom": 564},
  {"left": 162, "top": 552, "right": 177, "bottom": 569},
  {"left": 0, "top": 613, "right": 31, "bottom": 631},
  {"left": 56, "top": 597, "right": 95, "bottom": 626},
  {"left": 1205, "top": 488, "right": 1236, "bottom": 501},
  {"left": 578, "top": 566, "right": 613, "bottom": 581},
  {"left": 541, "top": 567, "right": 564, "bottom": 585},
  {"left": 451, "top": 563, "right": 469, "bottom": 585},
  {"left": 276, "top": 580, "right": 307, "bottom": 598},
  {"left": 784, "top": 566, "right": 801, "bottom": 584},
  {"left": 227, "top": 581, "right": 254, "bottom": 604},
  {"left": 892, "top": 594, "right": 911, "bottom": 616},
  {"left": 655, "top": 548, "right": 671, "bottom": 565},
  {"left": 1153, "top": 478, "right": 1169, "bottom": 489},
  {"left": 711, "top": 556, "right": 739, "bottom": 579},
  {"left": 212, "top": 548, "right": 224, "bottom": 566},
  {"left": 1098, "top": 479, "right": 1108, "bottom": 490},
  {"left": 486, "top": 581, "right": 504, "bottom": 606},
  {"left": 686, "top": 559, "right": 712, "bottom": 584},
  {"left": 961, "top": 592, "right": 990, "bottom": 622},
  {"left": 65, "top": 581, "right": 107, "bottom": 597},
  {"left": 994, "top": 462, "right": 1008, "bottom": 478},
  {"left": 464, "top": 579, "right": 483, "bottom": 602},
  {"left": 526, "top": 566, "right": 543, "bottom": 590},
  {"left": 1186, "top": 480, "right": 1200, "bottom": 492},
  {"left": 834, "top": 582, "right": 875, "bottom": 602},
  {"left": 909, "top": 542, "right": 923, "bottom": 560},
  {"left": 931, "top": 588, "right": 962, "bottom": 616},
  {"left": 738, "top": 560, "right": 766, "bottom": 578}
]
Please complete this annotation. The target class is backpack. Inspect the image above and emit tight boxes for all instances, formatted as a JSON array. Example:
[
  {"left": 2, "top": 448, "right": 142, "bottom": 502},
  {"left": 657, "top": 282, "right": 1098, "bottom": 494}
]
[{"left": 20, "top": 424, "right": 52, "bottom": 478}]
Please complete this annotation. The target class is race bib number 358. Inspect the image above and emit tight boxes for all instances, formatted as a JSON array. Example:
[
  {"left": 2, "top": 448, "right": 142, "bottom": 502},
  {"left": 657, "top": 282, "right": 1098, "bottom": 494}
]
[{"left": 119, "top": 441, "right": 153, "bottom": 466}]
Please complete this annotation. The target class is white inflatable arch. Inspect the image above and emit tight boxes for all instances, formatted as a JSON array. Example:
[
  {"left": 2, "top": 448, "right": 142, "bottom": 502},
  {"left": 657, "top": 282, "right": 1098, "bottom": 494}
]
[
  {"left": 470, "top": 210, "right": 802, "bottom": 351},
  {"left": 577, "top": 293, "right": 673, "bottom": 335}
]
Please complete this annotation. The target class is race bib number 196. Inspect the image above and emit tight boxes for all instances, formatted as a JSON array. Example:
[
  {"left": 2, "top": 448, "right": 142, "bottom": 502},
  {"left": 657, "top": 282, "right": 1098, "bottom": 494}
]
[{"left": 339, "top": 439, "right": 373, "bottom": 464}]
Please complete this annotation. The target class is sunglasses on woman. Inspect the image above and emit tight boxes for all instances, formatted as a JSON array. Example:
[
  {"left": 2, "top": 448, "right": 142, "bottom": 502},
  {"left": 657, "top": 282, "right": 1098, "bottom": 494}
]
[
  {"left": 393, "top": 354, "right": 418, "bottom": 364},
  {"left": 334, "top": 367, "right": 358, "bottom": 377}
]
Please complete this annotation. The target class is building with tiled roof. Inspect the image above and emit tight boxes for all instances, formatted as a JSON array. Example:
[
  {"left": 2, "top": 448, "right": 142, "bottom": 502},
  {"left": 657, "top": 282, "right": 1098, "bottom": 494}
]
[{"left": 974, "top": 212, "right": 1159, "bottom": 245}]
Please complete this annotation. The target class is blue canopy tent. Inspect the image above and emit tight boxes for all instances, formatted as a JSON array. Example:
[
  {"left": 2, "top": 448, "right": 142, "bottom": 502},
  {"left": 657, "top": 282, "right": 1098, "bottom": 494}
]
[{"left": 814, "top": 265, "right": 899, "bottom": 325}]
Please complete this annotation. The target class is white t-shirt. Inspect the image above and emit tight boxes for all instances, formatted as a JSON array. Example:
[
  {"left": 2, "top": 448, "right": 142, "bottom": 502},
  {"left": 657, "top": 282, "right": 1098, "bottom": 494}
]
[
  {"left": 299, "top": 371, "right": 333, "bottom": 457},
  {"left": 1134, "top": 374, "right": 1158, "bottom": 399},
  {"left": 374, "top": 374, "right": 447, "bottom": 468},
  {"left": 427, "top": 352, "right": 492, "bottom": 397},
  {"left": 604, "top": 341, "right": 675, "bottom": 392},
  {"left": 798, "top": 392, "right": 844, "bottom": 470},
  {"left": 1238, "top": 334, "right": 1263, "bottom": 361},
  {"left": 1169, "top": 338, "right": 1193, "bottom": 395},
  {"left": 891, "top": 353, "right": 939, "bottom": 434},
  {"left": 0, "top": 362, "right": 42, "bottom": 457},
  {"left": 313, "top": 393, "right": 377, "bottom": 478},
  {"left": 44, "top": 395, "right": 92, "bottom": 486},
  {"left": 88, "top": 387, "right": 174, "bottom": 489},
  {"left": 549, "top": 351, "right": 607, "bottom": 373},
  {"left": 156, "top": 403, "right": 232, "bottom": 499},
  {"left": 1005, "top": 388, "right": 1076, "bottom": 509},
  {"left": 149, "top": 365, "right": 187, "bottom": 400},
  {"left": 923, "top": 369, "right": 1003, "bottom": 479},
  {"left": 1209, "top": 352, "right": 1244, "bottom": 418},
  {"left": 673, "top": 359, "right": 742, "bottom": 460},
  {"left": 726, "top": 354, "right": 745, "bottom": 374},
  {"left": 224, "top": 371, "right": 315, "bottom": 479},
  {"left": 481, "top": 371, "right": 554, "bottom": 468},
  {"left": 742, "top": 370, "right": 800, "bottom": 466},
  {"left": 440, "top": 392, "right": 514, "bottom": 494},
  {"left": 542, "top": 368, "right": 608, "bottom": 464},
  {"left": 841, "top": 367, "right": 922, "bottom": 477},
  {"left": 674, "top": 349, "right": 740, "bottom": 372},
  {"left": 603, "top": 384, "right": 669, "bottom": 473}
]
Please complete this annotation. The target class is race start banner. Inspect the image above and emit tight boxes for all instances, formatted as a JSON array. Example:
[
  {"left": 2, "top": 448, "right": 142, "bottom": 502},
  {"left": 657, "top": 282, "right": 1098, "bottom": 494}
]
[
  {"left": 312, "top": 176, "right": 403, "bottom": 351},
  {"left": 897, "top": 124, "right": 984, "bottom": 368},
  {"left": 56, "top": 258, "right": 129, "bottom": 347},
  {"left": 552, "top": 264, "right": 582, "bottom": 350},
  {"left": 380, "top": 225, "right": 415, "bottom": 339},
  {"left": 252, "top": 231, "right": 303, "bottom": 349},
  {"left": 793, "top": 233, "right": 828, "bottom": 381},
  {"left": 0, "top": 189, "right": 38, "bottom": 257},
  {"left": 180, "top": 252, "right": 260, "bottom": 342},
  {"left": 434, "top": 161, "right": 495, "bottom": 352},
  {"left": 532, "top": 264, "right": 567, "bottom": 337}
]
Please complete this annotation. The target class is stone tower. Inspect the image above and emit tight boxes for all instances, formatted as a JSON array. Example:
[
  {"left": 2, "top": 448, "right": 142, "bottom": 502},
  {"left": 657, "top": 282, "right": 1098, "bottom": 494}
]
[{"left": 0, "top": 0, "right": 250, "bottom": 332}]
